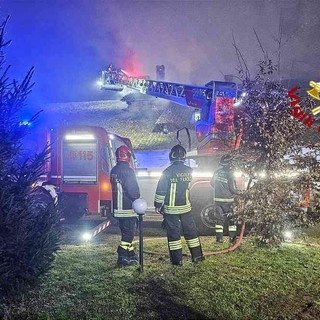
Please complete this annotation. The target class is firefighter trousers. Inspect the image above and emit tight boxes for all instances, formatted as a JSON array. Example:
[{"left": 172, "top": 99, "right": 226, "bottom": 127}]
[
  {"left": 214, "top": 202, "right": 237, "bottom": 242},
  {"left": 164, "top": 211, "right": 203, "bottom": 265},
  {"left": 117, "top": 218, "right": 137, "bottom": 259}
]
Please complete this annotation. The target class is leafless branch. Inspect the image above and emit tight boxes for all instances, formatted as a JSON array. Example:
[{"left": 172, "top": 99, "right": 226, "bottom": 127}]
[{"left": 253, "top": 28, "right": 266, "bottom": 57}]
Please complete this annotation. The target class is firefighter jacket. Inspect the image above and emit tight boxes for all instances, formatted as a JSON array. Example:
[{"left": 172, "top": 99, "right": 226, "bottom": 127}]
[
  {"left": 110, "top": 161, "right": 140, "bottom": 218},
  {"left": 154, "top": 161, "right": 192, "bottom": 215},
  {"left": 210, "top": 167, "right": 241, "bottom": 203}
]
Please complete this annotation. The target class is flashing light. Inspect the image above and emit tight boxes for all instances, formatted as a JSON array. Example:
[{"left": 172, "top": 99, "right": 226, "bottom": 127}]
[
  {"left": 65, "top": 134, "right": 95, "bottom": 140},
  {"left": 82, "top": 232, "right": 92, "bottom": 241},
  {"left": 96, "top": 79, "right": 103, "bottom": 87},
  {"left": 283, "top": 230, "right": 293, "bottom": 242},
  {"left": 19, "top": 120, "right": 31, "bottom": 126},
  {"left": 192, "top": 171, "right": 213, "bottom": 178},
  {"left": 109, "top": 134, "right": 115, "bottom": 140},
  {"left": 234, "top": 171, "right": 243, "bottom": 178}
]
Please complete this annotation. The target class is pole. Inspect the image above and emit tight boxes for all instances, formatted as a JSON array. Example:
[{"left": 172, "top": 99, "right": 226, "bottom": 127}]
[
  {"left": 138, "top": 213, "right": 144, "bottom": 272},
  {"left": 132, "top": 198, "right": 147, "bottom": 272}
]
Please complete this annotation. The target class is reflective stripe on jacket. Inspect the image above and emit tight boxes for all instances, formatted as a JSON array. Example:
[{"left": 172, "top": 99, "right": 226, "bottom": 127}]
[
  {"left": 110, "top": 161, "right": 140, "bottom": 218},
  {"left": 210, "top": 167, "right": 239, "bottom": 203},
  {"left": 154, "top": 161, "right": 192, "bottom": 215}
]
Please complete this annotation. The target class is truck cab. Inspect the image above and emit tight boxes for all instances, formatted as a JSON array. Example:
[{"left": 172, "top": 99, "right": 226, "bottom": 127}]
[{"left": 25, "top": 125, "right": 135, "bottom": 222}]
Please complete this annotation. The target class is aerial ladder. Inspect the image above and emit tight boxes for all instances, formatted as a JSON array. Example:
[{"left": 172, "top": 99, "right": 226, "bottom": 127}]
[
  {"left": 99, "top": 64, "right": 240, "bottom": 156},
  {"left": 99, "top": 65, "right": 247, "bottom": 252}
]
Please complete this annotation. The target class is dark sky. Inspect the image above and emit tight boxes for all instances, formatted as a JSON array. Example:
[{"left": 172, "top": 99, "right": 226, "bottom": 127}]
[{"left": 1, "top": 0, "right": 320, "bottom": 105}]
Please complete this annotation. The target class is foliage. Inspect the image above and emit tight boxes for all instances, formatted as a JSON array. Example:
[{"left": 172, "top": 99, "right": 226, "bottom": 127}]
[
  {"left": 232, "top": 51, "right": 320, "bottom": 246},
  {"left": 4, "top": 235, "right": 320, "bottom": 319},
  {"left": 0, "top": 17, "right": 61, "bottom": 309}
]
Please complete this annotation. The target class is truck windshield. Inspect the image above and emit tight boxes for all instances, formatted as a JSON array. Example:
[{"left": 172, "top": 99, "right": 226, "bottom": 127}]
[
  {"left": 108, "top": 136, "right": 135, "bottom": 168},
  {"left": 62, "top": 140, "right": 97, "bottom": 184}
]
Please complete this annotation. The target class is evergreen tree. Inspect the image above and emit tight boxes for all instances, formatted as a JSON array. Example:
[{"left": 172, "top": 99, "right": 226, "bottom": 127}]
[{"left": 0, "top": 17, "right": 61, "bottom": 307}]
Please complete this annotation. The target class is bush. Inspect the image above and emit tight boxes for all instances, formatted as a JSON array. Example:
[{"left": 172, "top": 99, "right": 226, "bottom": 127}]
[{"left": 232, "top": 49, "right": 320, "bottom": 246}]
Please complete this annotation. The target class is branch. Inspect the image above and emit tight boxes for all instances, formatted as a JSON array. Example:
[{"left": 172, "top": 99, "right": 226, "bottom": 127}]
[
  {"left": 0, "top": 16, "right": 12, "bottom": 49},
  {"left": 253, "top": 28, "right": 266, "bottom": 56},
  {"left": 232, "top": 32, "right": 250, "bottom": 81}
]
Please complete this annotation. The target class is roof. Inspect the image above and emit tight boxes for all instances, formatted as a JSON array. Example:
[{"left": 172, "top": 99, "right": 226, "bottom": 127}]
[{"left": 39, "top": 97, "right": 198, "bottom": 151}]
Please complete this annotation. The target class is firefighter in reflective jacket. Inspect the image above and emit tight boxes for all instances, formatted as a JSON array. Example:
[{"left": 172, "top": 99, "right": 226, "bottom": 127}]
[
  {"left": 110, "top": 145, "right": 140, "bottom": 267},
  {"left": 210, "top": 154, "right": 242, "bottom": 244},
  {"left": 154, "top": 145, "right": 204, "bottom": 265}
]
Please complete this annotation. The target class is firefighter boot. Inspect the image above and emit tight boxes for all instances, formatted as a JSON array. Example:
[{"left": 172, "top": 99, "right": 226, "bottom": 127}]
[
  {"left": 117, "top": 246, "right": 136, "bottom": 268},
  {"left": 186, "top": 238, "right": 205, "bottom": 263},
  {"left": 193, "top": 256, "right": 205, "bottom": 263},
  {"left": 215, "top": 224, "right": 224, "bottom": 243},
  {"left": 216, "top": 236, "right": 224, "bottom": 243},
  {"left": 128, "top": 245, "right": 138, "bottom": 264},
  {"left": 172, "top": 260, "right": 183, "bottom": 266},
  {"left": 229, "top": 224, "right": 237, "bottom": 244},
  {"left": 170, "top": 250, "right": 183, "bottom": 266},
  {"left": 229, "top": 235, "right": 237, "bottom": 244}
]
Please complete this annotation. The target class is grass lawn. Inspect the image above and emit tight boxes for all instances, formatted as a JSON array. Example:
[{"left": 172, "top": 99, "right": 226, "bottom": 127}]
[{"left": 7, "top": 229, "right": 320, "bottom": 320}]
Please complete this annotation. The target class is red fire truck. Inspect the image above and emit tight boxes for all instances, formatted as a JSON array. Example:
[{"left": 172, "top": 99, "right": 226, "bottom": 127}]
[
  {"left": 30, "top": 125, "right": 134, "bottom": 221},
  {"left": 100, "top": 65, "right": 242, "bottom": 233}
]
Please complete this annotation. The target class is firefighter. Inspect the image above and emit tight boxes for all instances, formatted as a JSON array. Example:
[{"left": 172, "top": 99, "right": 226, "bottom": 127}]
[
  {"left": 210, "top": 154, "right": 243, "bottom": 244},
  {"left": 110, "top": 145, "right": 140, "bottom": 267},
  {"left": 154, "top": 144, "right": 204, "bottom": 266}
]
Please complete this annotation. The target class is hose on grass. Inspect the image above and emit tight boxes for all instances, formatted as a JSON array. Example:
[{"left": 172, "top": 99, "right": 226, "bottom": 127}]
[{"left": 137, "top": 222, "right": 246, "bottom": 257}]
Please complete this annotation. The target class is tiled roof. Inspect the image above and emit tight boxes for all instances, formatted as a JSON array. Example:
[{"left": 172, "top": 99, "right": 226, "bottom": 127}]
[{"left": 40, "top": 98, "right": 198, "bottom": 151}]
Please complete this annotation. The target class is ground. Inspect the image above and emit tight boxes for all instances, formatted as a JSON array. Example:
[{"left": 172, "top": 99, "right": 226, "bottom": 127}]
[{"left": 6, "top": 222, "right": 320, "bottom": 320}]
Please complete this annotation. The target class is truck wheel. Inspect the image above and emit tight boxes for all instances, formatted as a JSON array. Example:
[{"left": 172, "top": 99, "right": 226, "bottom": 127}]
[
  {"left": 200, "top": 204, "right": 217, "bottom": 229},
  {"left": 190, "top": 180, "right": 214, "bottom": 235},
  {"left": 192, "top": 201, "right": 215, "bottom": 236}
]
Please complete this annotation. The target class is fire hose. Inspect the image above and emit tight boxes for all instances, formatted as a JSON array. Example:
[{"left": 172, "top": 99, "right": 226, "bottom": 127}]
[
  {"left": 137, "top": 221, "right": 245, "bottom": 257},
  {"left": 136, "top": 182, "right": 250, "bottom": 258}
]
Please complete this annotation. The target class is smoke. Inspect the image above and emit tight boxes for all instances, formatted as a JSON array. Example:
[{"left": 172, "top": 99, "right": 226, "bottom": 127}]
[
  {"left": 1, "top": 0, "right": 319, "bottom": 105},
  {"left": 98, "top": 0, "right": 320, "bottom": 84}
]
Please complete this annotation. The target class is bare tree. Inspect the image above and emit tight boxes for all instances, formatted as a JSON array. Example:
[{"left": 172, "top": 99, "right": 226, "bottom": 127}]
[{"left": 231, "top": 35, "right": 320, "bottom": 246}]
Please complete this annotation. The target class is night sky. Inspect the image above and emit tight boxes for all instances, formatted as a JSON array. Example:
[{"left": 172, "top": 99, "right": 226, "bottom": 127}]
[{"left": 1, "top": 0, "right": 319, "bottom": 106}]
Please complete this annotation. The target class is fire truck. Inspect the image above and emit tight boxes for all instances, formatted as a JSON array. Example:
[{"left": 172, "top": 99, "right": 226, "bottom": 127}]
[
  {"left": 100, "top": 65, "right": 243, "bottom": 233},
  {"left": 28, "top": 125, "right": 135, "bottom": 222}
]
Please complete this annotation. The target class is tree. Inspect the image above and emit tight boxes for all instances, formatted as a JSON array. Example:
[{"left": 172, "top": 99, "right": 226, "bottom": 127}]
[
  {"left": 232, "top": 47, "right": 320, "bottom": 246},
  {"left": 0, "top": 17, "right": 61, "bottom": 309}
]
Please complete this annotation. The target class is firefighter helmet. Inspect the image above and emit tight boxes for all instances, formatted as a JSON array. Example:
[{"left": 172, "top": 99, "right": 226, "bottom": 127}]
[
  {"left": 169, "top": 144, "right": 186, "bottom": 162},
  {"left": 115, "top": 145, "right": 132, "bottom": 163},
  {"left": 219, "top": 154, "right": 233, "bottom": 166}
]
